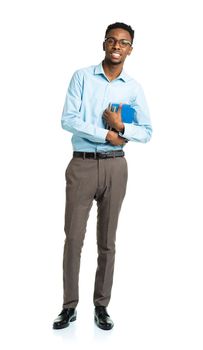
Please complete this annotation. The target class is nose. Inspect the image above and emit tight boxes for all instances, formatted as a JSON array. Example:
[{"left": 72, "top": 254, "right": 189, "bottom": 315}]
[{"left": 113, "top": 40, "right": 121, "bottom": 49}]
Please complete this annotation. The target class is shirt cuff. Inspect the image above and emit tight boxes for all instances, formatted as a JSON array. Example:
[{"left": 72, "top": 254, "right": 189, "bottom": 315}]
[
  {"left": 119, "top": 123, "right": 131, "bottom": 140},
  {"left": 96, "top": 128, "right": 109, "bottom": 143}
]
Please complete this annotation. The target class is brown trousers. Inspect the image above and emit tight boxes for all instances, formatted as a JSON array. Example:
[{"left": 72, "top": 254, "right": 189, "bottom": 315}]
[{"left": 62, "top": 155, "right": 128, "bottom": 308}]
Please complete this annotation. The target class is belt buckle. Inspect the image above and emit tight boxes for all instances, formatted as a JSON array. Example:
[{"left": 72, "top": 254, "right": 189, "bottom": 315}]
[
  {"left": 98, "top": 153, "right": 104, "bottom": 159},
  {"left": 106, "top": 153, "right": 112, "bottom": 158},
  {"left": 99, "top": 153, "right": 107, "bottom": 159}
]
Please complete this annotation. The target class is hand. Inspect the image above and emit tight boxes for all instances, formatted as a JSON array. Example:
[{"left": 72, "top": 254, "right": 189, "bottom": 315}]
[
  {"left": 106, "top": 130, "right": 127, "bottom": 146},
  {"left": 103, "top": 103, "right": 124, "bottom": 132}
]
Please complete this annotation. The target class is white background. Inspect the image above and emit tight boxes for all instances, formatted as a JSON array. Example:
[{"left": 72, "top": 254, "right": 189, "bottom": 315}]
[{"left": 0, "top": 0, "right": 203, "bottom": 349}]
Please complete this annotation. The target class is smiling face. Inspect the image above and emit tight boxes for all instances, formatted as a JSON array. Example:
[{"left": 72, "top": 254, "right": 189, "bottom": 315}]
[{"left": 103, "top": 28, "right": 133, "bottom": 66}]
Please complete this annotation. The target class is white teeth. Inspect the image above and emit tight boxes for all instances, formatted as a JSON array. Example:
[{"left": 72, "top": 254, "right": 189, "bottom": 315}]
[{"left": 111, "top": 53, "right": 120, "bottom": 58}]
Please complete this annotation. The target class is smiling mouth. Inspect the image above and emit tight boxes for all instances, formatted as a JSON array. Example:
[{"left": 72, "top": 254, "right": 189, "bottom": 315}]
[{"left": 110, "top": 52, "right": 121, "bottom": 59}]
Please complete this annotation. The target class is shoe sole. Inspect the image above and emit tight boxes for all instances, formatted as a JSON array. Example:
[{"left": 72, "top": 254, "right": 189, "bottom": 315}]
[{"left": 53, "top": 315, "right": 77, "bottom": 330}]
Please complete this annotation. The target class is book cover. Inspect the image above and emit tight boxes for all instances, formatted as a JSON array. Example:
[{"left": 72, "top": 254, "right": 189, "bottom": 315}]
[
  {"left": 111, "top": 103, "right": 137, "bottom": 123},
  {"left": 105, "top": 103, "right": 137, "bottom": 132}
]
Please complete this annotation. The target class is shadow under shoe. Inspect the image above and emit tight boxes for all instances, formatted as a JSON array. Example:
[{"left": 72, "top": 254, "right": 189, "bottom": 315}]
[
  {"left": 94, "top": 306, "right": 114, "bottom": 330},
  {"left": 53, "top": 308, "right": 77, "bottom": 329}
]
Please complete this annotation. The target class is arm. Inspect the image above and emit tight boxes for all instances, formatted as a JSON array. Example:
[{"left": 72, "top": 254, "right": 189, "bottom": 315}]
[
  {"left": 103, "top": 85, "right": 152, "bottom": 143},
  {"left": 61, "top": 71, "right": 108, "bottom": 143},
  {"left": 121, "top": 84, "right": 152, "bottom": 143}
]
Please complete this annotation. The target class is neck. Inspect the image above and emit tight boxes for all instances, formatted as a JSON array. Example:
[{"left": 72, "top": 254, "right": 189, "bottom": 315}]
[{"left": 102, "top": 59, "right": 124, "bottom": 81}]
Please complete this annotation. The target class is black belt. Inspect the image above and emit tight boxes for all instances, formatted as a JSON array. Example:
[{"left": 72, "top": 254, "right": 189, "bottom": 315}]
[{"left": 73, "top": 150, "right": 125, "bottom": 159}]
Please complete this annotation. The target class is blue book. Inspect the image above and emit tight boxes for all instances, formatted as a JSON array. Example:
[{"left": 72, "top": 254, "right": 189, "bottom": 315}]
[
  {"left": 105, "top": 103, "right": 137, "bottom": 133},
  {"left": 111, "top": 103, "right": 137, "bottom": 123}
]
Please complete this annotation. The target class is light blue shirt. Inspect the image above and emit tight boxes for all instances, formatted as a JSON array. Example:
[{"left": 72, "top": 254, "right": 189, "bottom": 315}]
[{"left": 61, "top": 62, "right": 152, "bottom": 152}]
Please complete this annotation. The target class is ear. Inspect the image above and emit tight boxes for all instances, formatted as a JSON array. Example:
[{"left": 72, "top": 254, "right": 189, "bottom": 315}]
[
  {"left": 127, "top": 46, "right": 133, "bottom": 56},
  {"left": 103, "top": 42, "right": 105, "bottom": 51}
]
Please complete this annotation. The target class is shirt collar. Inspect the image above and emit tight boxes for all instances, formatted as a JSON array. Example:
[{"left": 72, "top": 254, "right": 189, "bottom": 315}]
[{"left": 94, "top": 62, "right": 131, "bottom": 82}]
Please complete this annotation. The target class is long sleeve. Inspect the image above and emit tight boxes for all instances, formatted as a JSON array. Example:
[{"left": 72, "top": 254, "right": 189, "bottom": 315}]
[
  {"left": 61, "top": 71, "right": 108, "bottom": 143},
  {"left": 121, "top": 83, "right": 152, "bottom": 143}
]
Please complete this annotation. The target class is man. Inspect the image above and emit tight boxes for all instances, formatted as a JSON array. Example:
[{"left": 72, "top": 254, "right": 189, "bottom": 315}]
[{"left": 53, "top": 22, "right": 152, "bottom": 331}]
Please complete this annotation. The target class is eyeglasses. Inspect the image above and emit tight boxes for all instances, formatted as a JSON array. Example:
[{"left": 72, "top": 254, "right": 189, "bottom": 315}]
[{"left": 104, "top": 37, "right": 132, "bottom": 48}]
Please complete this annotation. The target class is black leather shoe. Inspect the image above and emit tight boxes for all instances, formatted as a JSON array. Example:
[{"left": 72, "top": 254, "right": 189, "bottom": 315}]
[
  {"left": 94, "top": 306, "right": 114, "bottom": 330},
  {"left": 53, "top": 308, "right": 77, "bottom": 329}
]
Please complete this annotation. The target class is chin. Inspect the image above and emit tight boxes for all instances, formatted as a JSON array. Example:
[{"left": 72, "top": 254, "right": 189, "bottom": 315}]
[
  {"left": 110, "top": 59, "right": 122, "bottom": 65},
  {"left": 105, "top": 57, "right": 122, "bottom": 65},
  {"left": 111, "top": 61, "right": 122, "bottom": 65}
]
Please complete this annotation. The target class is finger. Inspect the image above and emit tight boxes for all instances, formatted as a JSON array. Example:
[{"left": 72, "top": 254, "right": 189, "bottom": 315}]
[
  {"left": 118, "top": 103, "right": 122, "bottom": 112},
  {"left": 104, "top": 110, "right": 111, "bottom": 117},
  {"left": 108, "top": 102, "right": 112, "bottom": 111}
]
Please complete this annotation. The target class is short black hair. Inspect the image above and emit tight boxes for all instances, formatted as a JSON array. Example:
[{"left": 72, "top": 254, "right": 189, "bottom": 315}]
[{"left": 105, "top": 22, "right": 134, "bottom": 43}]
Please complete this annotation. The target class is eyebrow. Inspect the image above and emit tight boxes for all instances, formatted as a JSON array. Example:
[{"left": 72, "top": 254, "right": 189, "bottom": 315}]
[{"left": 106, "top": 36, "right": 131, "bottom": 41}]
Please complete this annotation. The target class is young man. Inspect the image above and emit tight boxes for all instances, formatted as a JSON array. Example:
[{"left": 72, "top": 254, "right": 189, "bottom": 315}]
[{"left": 53, "top": 22, "right": 152, "bottom": 331}]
